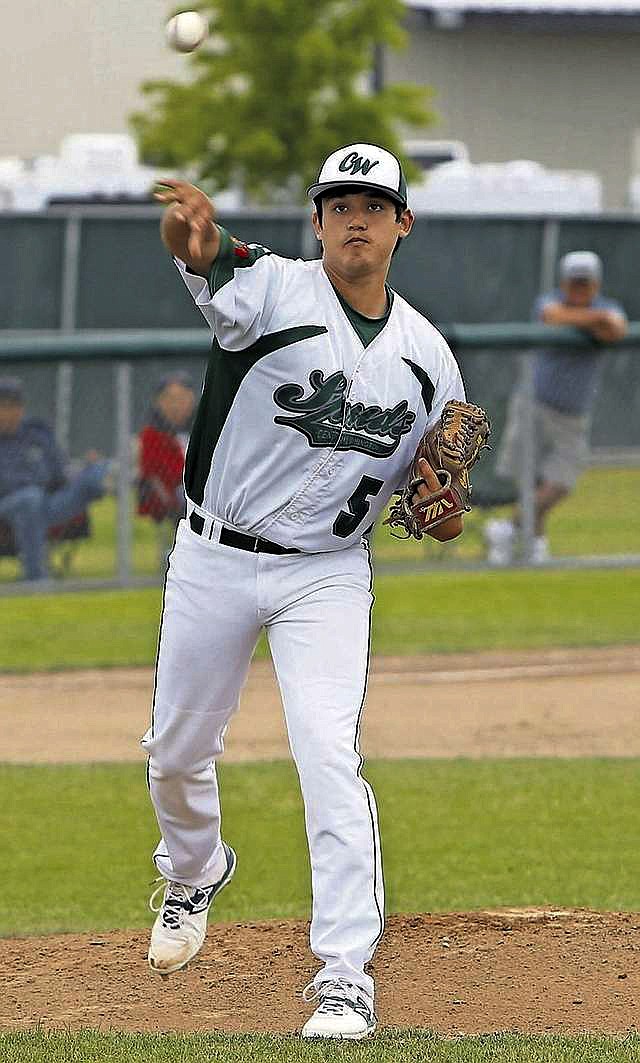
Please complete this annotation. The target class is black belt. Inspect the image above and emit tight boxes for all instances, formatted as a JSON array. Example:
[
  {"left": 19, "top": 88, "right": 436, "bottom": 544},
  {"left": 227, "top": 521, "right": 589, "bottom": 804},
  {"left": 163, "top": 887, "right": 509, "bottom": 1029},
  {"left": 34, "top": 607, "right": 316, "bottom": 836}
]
[{"left": 189, "top": 511, "right": 301, "bottom": 555}]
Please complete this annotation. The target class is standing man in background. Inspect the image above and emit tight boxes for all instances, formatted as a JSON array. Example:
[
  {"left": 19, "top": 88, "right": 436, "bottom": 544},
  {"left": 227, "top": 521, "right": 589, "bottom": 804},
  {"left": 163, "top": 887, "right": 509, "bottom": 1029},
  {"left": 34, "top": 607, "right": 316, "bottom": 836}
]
[
  {"left": 485, "top": 251, "right": 627, "bottom": 565},
  {"left": 143, "top": 143, "right": 467, "bottom": 1040}
]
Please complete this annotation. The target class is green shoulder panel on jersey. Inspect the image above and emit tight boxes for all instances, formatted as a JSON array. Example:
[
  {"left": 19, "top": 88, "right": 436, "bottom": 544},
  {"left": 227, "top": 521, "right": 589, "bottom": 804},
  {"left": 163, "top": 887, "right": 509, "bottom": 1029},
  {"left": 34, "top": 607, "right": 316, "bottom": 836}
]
[
  {"left": 208, "top": 226, "right": 271, "bottom": 296},
  {"left": 185, "top": 325, "right": 328, "bottom": 504}
]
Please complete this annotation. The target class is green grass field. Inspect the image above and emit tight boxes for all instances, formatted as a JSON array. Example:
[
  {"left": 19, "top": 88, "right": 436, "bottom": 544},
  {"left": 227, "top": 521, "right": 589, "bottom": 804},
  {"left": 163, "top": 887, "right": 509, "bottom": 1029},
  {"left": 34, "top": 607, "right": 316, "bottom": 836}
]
[
  {"left": 1, "top": 1029, "right": 638, "bottom": 1063},
  {"left": 375, "top": 466, "right": 640, "bottom": 565},
  {"left": 1, "top": 566, "right": 639, "bottom": 672},
  {"left": 2, "top": 759, "right": 640, "bottom": 937}
]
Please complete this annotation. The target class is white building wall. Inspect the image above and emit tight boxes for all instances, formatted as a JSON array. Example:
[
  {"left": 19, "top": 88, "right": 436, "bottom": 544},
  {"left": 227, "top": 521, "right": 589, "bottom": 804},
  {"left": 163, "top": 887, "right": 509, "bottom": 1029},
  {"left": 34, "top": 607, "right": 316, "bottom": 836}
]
[
  {"left": 1, "top": 0, "right": 184, "bottom": 159},
  {"left": 386, "top": 20, "right": 640, "bottom": 208}
]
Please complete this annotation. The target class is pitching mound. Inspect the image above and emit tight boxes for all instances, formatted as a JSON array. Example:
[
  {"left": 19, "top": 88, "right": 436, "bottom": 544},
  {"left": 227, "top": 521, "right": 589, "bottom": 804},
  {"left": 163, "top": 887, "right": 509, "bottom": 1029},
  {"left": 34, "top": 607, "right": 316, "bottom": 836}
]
[{"left": 2, "top": 909, "right": 638, "bottom": 1035}]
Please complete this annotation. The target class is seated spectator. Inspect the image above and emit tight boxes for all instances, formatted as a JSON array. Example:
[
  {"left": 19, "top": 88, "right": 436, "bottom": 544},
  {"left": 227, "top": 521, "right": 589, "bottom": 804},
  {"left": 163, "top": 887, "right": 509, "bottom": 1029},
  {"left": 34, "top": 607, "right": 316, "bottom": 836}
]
[
  {"left": 137, "top": 372, "right": 195, "bottom": 524},
  {"left": 485, "top": 251, "right": 628, "bottom": 565},
  {"left": 0, "top": 376, "right": 112, "bottom": 581}
]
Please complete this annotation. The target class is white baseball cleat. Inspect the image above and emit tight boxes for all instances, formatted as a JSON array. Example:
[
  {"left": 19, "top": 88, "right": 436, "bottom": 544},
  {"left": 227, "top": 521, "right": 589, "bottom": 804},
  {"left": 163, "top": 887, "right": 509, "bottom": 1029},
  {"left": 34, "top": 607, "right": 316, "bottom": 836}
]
[
  {"left": 147, "top": 842, "right": 236, "bottom": 976},
  {"left": 484, "top": 517, "right": 517, "bottom": 566},
  {"left": 301, "top": 979, "right": 377, "bottom": 1040},
  {"left": 530, "top": 535, "right": 550, "bottom": 564}
]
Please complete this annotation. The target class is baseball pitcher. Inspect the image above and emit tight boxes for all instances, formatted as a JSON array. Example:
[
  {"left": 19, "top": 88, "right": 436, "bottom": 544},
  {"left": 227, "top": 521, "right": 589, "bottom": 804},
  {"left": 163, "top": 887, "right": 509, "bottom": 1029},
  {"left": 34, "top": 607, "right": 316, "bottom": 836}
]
[{"left": 142, "top": 143, "right": 488, "bottom": 1040}]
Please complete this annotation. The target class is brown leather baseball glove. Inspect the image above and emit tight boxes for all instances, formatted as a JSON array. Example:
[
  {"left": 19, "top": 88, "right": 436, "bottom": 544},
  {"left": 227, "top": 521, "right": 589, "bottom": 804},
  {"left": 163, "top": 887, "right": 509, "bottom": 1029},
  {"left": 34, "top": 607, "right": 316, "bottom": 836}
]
[{"left": 384, "top": 400, "right": 491, "bottom": 540}]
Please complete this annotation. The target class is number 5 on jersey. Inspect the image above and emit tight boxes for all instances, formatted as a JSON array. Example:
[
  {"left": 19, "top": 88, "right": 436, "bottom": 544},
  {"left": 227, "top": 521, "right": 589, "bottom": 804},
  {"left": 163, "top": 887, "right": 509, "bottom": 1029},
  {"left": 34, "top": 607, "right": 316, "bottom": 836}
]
[{"left": 332, "top": 476, "right": 384, "bottom": 539}]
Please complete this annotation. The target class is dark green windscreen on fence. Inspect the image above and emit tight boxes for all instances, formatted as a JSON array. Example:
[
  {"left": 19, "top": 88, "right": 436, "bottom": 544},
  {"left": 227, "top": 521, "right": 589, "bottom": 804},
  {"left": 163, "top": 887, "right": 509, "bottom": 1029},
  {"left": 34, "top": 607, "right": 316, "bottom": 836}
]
[
  {"left": 73, "top": 214, "right": 306, "bottom": 328},
  {"left": 2, "top": 211, "right": 639, "bottom": 327},
  {"left": 389, "top": 217, "right": 544, "bottom": 323},
  {"left": 0, "top": 217, "right": 66, "bottom": 328},
  {"left": 76, "top": 219, "right": 198, "bottom": 329}
]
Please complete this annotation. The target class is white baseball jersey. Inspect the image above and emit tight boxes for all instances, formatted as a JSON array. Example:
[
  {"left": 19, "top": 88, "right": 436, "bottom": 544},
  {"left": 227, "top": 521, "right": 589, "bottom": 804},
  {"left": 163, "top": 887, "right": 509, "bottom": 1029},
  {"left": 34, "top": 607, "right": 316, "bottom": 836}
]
[{"left": 176, "top": 226, "right": 465, "bottom": 552}]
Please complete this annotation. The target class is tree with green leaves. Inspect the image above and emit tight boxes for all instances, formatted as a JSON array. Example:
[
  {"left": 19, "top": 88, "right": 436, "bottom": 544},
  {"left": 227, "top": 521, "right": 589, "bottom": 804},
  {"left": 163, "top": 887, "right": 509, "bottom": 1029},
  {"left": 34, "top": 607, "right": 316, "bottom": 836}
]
[{"left": 131, "top": 0, "right": 434, "bottom": 203}]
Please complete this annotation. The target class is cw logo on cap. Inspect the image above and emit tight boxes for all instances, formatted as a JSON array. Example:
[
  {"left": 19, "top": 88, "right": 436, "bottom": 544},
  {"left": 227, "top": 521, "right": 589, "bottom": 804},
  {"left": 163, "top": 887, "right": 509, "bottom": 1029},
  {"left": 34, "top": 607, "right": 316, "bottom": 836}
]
[
  {"left": 338, "top": 151, "right": 380, "bottom": 178},
  {"left": 307, "top": 142, "right": 408, "bottom": 207}
]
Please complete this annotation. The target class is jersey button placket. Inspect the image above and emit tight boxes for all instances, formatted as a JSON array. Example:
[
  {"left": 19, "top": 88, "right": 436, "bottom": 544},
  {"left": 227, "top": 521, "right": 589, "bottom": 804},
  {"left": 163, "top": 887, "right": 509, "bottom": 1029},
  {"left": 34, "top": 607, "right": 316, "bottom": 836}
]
[{"left": 339, "top": 352, "right": 367, "bottom": 440}]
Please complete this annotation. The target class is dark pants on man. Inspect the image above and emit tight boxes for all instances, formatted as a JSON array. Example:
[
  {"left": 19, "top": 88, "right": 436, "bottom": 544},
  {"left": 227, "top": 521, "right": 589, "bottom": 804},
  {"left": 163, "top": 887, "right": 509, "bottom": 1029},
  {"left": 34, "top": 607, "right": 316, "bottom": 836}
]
[{"left": 0, "top": 463, "right": 107, "bottom": 579}]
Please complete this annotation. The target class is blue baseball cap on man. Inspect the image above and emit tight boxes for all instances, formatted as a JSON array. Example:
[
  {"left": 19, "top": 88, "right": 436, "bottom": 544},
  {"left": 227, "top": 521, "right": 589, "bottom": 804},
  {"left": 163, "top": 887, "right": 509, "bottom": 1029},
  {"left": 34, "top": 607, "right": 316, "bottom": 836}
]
[{"left": 307, "top": 143, "right": 408, "bottom": 208}]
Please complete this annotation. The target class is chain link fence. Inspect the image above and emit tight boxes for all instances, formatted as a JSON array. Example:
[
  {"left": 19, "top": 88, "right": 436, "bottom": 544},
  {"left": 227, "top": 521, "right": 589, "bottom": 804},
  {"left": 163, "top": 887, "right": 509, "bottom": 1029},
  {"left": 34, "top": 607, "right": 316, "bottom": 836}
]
[{"left": 1, "top": 327, "right": 638, "bottom": 592}]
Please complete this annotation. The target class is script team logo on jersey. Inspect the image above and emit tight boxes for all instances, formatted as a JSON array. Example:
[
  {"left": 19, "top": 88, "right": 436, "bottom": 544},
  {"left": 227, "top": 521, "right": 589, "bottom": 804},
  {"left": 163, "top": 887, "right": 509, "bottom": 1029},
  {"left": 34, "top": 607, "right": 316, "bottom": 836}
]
[
  {"left": 338, "top": 152, "right": 380, "bottom": 178},
  {"left": 273, "top": 369, "right": 415, "bottom": 457}
]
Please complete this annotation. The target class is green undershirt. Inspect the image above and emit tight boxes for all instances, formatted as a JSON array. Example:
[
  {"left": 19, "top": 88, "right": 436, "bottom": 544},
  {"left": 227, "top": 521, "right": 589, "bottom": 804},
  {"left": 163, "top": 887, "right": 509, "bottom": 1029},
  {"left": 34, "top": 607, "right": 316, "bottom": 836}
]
[{"left": 332, "top": 283, "right": 394, "bottom": 348}]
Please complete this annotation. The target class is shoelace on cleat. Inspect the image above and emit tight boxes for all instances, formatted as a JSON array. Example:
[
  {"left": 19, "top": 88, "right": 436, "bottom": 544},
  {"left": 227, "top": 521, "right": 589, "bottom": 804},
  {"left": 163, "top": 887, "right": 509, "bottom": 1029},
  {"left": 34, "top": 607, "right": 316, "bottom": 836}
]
[
  {"left": 302, "top": 979, "right": 374, "bottom": 1022},
  {"left": 350, "top": 995, "right": 376, "bottom": 1022},
  {"left": 316, "top": 995, "right": 347, "bottom": 1016},
  {"left": 149, "top": 879, "right": 213, "bottom": 930},
  {"left": 161, "top": 899, "right": 185, "bottom": 931}
]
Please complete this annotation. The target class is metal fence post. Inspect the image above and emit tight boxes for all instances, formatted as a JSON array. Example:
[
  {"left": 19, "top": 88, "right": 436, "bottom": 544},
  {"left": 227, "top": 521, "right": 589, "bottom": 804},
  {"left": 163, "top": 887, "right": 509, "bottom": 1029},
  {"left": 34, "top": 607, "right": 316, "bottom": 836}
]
[
  {"left": 518, "top": 352, "right": 537, "bottom": 562},
  {"left": 56, "top": 214, "right": 81, "bottom": 452},
  {"left": 539, "top": 218, "right": 560, "bottom": 289},
  {"left": 115, "top": 361, "right": 133, "bottom": 585},
  {"left": 519, "top": 219, "right": 561, "bottom": 564}
]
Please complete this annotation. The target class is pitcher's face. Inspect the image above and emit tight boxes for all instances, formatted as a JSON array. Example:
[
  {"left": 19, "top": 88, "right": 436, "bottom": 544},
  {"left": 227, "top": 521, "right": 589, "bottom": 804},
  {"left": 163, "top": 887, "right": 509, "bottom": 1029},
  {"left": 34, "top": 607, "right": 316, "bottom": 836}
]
[{"left": 313, "top": 191, "right": 413, "bottom": 280}]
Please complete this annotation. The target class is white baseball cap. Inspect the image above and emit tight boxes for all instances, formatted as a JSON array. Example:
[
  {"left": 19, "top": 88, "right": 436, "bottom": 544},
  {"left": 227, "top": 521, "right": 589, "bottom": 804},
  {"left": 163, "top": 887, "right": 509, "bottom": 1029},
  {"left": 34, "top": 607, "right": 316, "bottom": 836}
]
[
  {"left": 307, "top": 143, "right": 408, "bottom": 207},
  {"left": 559, "top": 251, "right": 602, "bottom": 282}
]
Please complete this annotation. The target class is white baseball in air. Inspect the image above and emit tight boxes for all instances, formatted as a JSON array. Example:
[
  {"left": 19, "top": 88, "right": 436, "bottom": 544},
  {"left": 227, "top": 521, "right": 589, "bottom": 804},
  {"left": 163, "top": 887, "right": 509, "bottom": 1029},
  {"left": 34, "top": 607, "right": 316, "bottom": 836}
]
[{"left": 166, "top": 11, "right": 208, "bottom": 53}]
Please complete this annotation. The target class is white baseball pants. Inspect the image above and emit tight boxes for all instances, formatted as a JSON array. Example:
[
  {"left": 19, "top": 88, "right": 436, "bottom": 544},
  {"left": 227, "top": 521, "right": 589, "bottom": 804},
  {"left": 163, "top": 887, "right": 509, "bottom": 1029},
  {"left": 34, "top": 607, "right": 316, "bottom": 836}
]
[{"left": 141, "top": 518, "right": 384, "bottom": 998}]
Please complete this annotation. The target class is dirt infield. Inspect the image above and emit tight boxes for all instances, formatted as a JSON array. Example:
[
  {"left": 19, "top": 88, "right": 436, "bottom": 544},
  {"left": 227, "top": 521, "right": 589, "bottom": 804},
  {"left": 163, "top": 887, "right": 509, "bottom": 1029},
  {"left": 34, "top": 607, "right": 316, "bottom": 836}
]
[
  {"left": 1, "top": 909, "right": 639, "bottom": 1035},
  {"left": 1, "top": 644, "right": 639, "bottom": 763}
]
